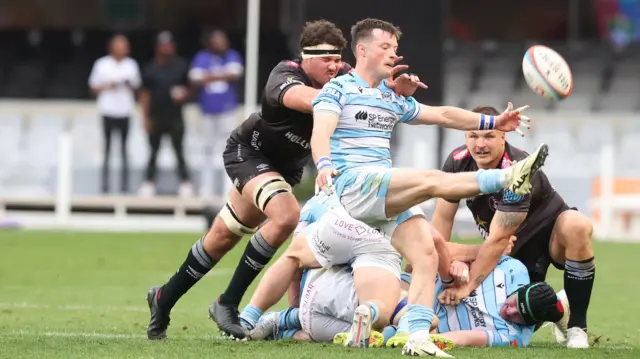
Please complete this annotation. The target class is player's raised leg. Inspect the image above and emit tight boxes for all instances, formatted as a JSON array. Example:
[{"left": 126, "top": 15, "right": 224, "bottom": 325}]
[
  {"left": 548, "top": 209, "right": 595, "bottom": 348},
  {"left": 146, "top": 187, "right": 263, "bottom": 340},
  {"left": 383, "top": 143, "right": 548, "bottom": 219},
  {"left": 211, "top": 172, "right": 300, "bottom": 337}
]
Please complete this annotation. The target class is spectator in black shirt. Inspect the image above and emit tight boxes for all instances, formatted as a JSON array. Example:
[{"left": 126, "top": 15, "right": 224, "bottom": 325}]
[{"left": 138, "top": 31, "right": 193, "bottom": 197}]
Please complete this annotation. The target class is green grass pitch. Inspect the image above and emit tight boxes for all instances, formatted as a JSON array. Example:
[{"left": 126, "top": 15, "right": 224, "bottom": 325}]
[{"left": 0, "top": 230, "right": 638, "bottom": 358}]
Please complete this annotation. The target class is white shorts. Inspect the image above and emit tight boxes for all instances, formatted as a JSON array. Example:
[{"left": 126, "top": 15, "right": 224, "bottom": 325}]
[
  {"left": 305, "top": 206, "right": 402, "bottom": 278},
  {"left": 334, "top": 167, "right": 425, "bottom": 239},
  {"left": 299, "top": 266, "right": 358, "bottom": 342}
]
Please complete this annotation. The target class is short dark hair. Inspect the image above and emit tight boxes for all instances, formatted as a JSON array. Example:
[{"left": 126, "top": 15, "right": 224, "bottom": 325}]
[
  {"left": 350, "top": 18, "right": 402, "bottom": 54},
  {"left": 299, "top": 20, "right": 347, "bottom": 50},
  {"left": 471, "top": 105, "right": 501, "bottom": 116}
]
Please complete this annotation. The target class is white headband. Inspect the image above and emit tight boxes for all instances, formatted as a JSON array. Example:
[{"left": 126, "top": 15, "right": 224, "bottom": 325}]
[{"left": 301, "top": 44, "right": 342, "bottom": 59}]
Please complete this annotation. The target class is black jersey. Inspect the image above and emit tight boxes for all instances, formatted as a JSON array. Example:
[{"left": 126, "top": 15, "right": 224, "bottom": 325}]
[
  {"left": 229, "top": 59, "right": 352, "bottom": 169},
  {"left": 442, "top": 142, "right": 568, "bottom": 252}
]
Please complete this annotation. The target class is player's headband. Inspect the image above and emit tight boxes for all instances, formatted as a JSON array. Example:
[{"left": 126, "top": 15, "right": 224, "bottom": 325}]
[
  {"left": 301, "top": 44, "right": 342, "bottom": 59},
  {"left": 515, "top": 282, "right": 564, "bottom": 325}
]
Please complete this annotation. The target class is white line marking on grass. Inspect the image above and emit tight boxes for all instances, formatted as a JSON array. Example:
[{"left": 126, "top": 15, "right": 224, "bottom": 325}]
[{"left": 6, "top": 330, "right": 230, "bottom": 341}]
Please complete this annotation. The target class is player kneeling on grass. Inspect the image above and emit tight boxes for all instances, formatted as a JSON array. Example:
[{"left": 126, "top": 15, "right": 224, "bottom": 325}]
[
  {"left": 247, "top": 266, "right": 417, "bottom": 347},
  {"left": 385, "top": 256, "right": 564, "bottom": 350},
  {"left": 237, "top": 191, "right": 406, "bottom": 348}
]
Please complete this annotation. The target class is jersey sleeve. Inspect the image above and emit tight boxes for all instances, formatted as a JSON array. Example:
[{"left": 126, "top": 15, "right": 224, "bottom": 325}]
[
  {"left": 495, "top": 189, "right": 531, "bottom": 213},
  {"left": 88, "top": 59, "right": 103, "bottom": 87},
  {"left": 398, "top": 96, "right": 421, "bottom": 123},
  {"left": 224, "top": 50, "right": 244, "bottom": 76},
  {"left": 264, "top": 62, "right": 307, "bottom": 106},
  {"left": 500, "top": 256, "right": 530, "bottom": 295},
  {"left": 189, "top": 52, "right": 209, "bottom": 81},
  {"left": 484, "top": 327, "right": 533, "bottom": 347},
  {"left": 312, "top": 79, "right": 346, "bottom": 116}
]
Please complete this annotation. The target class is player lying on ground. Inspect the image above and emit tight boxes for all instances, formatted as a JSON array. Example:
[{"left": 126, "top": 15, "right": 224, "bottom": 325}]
[
  {"left": 246, "top": 265, "right": 416, "bottom": 345},
  {"left": 385, "top": 256, "right": 564, "bottom": 350},
  {"left": 145, "top": 19, "right": 429, "bottom": 340},
  {"left": 430, "top": 105, "right": 595, "bottom": 348},
  {"left": 238, "top": 191, "right": 406, "bottom": 348},
  {"left": 310, "top": 18, "right": 547, "bottom": 357}
]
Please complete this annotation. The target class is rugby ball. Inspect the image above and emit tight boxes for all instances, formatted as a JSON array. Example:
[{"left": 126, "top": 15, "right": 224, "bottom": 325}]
[{"left": 522, "top": 45, "right": 573, "bottom": 101}]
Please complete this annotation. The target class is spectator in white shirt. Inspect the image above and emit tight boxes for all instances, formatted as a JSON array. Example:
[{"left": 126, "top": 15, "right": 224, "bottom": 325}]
[{"left": 88, "top": 34, "right": 141, "bottom": 194}]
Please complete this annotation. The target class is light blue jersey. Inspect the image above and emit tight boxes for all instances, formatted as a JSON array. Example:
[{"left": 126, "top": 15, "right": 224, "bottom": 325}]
[
  {"left": 434, "top": 256, "right": 535, "bottom": 347},
  {"left": 311, "top": 71, "right": 421, "bottom": 174}
]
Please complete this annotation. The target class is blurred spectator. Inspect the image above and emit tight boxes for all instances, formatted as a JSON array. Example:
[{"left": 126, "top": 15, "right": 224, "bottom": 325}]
[
  {"left": 189, "top": 29, "right": 243, "bottom": 200},
  {"left": 138, "top": 31, "right": 193, "bottom": 198},
  {"left": 88, "top": 34, "right": 141, "bottom": 194}
]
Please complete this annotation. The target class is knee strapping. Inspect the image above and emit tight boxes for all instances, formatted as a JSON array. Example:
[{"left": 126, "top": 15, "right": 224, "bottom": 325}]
[
  {"left": 252, "top": 176, "right": 292, "bottom": 212},
  {"left": 219, "top": 202, "right": 258, "bottom": 237}
]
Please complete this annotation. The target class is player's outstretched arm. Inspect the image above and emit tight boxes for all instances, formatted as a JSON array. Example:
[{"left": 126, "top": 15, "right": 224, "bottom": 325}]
[{"left": 408, "top": 103, "right": 530, "bottom": 135}]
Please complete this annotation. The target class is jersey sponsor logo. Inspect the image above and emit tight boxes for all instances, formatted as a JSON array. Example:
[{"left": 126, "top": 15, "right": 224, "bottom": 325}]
[
  {"left": 251, "top": 130, "right": 261, "bottom": 151},
  {"left": 284, "top": 131, "right": 310, "bottom": 149},
  {"left": 465, "top": 289, "right": 487, "bottom": 328},
  {"left": 320, "top": 86, "right": 345, "bottom": 105},
  {"left": 256, "top": 163, "right": 270, "bottom": 172},
  {"left": 279, "top": 76, "right": 304, "bottom": 90},
  {"left": 453, "top": 149, "right": 470, "bottom": 161},
  {"left": 355, "top": 110, "right": 368, "bottom": 121},
  {"left": 503, "top": 189, "right": 524, "bottom": 203}
]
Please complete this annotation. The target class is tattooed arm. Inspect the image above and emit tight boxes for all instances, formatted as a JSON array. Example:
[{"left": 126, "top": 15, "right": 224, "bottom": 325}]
[{"left": 466, "top": 210, "right": 526, "bottom": 286}]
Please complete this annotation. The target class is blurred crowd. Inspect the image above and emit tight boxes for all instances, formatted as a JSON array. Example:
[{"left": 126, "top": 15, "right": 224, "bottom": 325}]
[{"left": 88, "top": 29, "right": 243, "bottom": 199}]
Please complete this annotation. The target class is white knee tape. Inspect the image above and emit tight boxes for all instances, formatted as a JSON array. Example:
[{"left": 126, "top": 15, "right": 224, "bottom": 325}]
[
  {"left": 252, "top": 176, "right": 292, "bottom": 212},
  {"left": 219, "top": 203, "right": 257, "bottom": 237}
]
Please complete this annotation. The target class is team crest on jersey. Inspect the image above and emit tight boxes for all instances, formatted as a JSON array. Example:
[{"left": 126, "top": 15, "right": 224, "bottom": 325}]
[{"left": 500, "top": 153, "right": 513, "bottom": 168}]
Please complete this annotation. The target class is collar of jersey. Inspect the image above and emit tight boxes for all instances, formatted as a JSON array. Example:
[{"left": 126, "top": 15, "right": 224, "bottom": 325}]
[{"left": 349, "top": 70, "right": 388, "bottom": 90}]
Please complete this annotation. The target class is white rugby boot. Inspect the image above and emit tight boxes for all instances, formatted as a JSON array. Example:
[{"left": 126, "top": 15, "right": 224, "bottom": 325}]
[
  {"left": 402, "top": 331, "right": 454, "bottom": 357},
  {"left": 345, "top": 304, "right": 373, "bottom": 348},
  {"left": 566, "top": 327, "right": 589, "bottom": 349}
]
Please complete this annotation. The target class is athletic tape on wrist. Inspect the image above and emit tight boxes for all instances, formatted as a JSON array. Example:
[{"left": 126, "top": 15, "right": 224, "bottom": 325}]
[
  {"left": 316, "top": 156, "right": 332, "bottom": 170},
  {"left": 441, "top": 277, "right": 454, "bottom": 285},
  {"left": 479, "top": 114, "right": 496, "bottom": 130}
]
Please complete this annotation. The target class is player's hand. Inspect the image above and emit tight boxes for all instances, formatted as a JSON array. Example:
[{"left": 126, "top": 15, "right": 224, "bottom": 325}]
[
  {"left": 438, "top": 285, "right": 471, "bottom": 306},
  {"left": 315, "top": 167, "right": 339, "bottom": 195},
  {"left": 503, "top": 235, "right": 517, "bottom": 255},
  {"left": 388, "top": 73, "right": 428, "bottom": 97},
  {"left": 449, "top": 261, "right": 470, "bottom": 285},
  {"left": 494, "top": 102, "right": 531, "bottom": 136}
]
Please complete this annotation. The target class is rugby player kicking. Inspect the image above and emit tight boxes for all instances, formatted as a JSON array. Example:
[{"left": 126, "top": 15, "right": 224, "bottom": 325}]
[
  {"left": 311, "top": 18, "right": 548, "bottom": 356},
  {"left": 145, "top": 20, "right": 418, "bottom": 340},
  {"left": 431, "top": 105, "right": 595, "bottom": 349}
]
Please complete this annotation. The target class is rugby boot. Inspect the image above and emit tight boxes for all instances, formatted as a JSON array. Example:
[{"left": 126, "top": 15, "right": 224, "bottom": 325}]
[
  {"left": 146, "top": 286, "right": 170, "bottom": 340},
  {"left": 332, "top": 330, "right": 384, "bottom": 348},
  {"left": 347, "top": 304, "right": 374, "bottom": 348},
  {"left": 430, "top": 334, "right": 456, "bottom": 352},
  {"left": 386, "top": 332, "right": 409, "bottom": 349},
  {"left": 504, "top": 143, "right": 549, "bottom": 195},
  {"left": 566, "top": 327, "right": 589, "bottom": 349},
  {"left": 402, "top": 331, "right": 454, "bottom": 357},
  {"left": 248, "top": 311, "right": 279, "bottom": 340},
  {"left": 209, "top": 299, "right": 248, "bottom": 339}
]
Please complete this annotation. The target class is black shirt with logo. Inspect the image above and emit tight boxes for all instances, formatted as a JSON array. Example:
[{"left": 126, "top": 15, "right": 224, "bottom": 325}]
[
  {"left": 141, "top": 56, "right": 189, "bottom": 120},
  {"left": 441, "top": 142, "right": 568, "bottom": 249},
  {"left": 229, "top": 59, "right": 352, "bottom": 169}
]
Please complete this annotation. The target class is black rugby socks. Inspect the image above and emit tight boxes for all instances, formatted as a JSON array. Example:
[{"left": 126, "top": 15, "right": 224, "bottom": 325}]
[
  {"left": 158, "top": 238, "right": 217, "bottom": 311},
  {"left": 564, "top": 257, "right": 595, "bottom": 330},
  {"left": 219, "top": 230, "right": 277, "bottom": 306}
]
